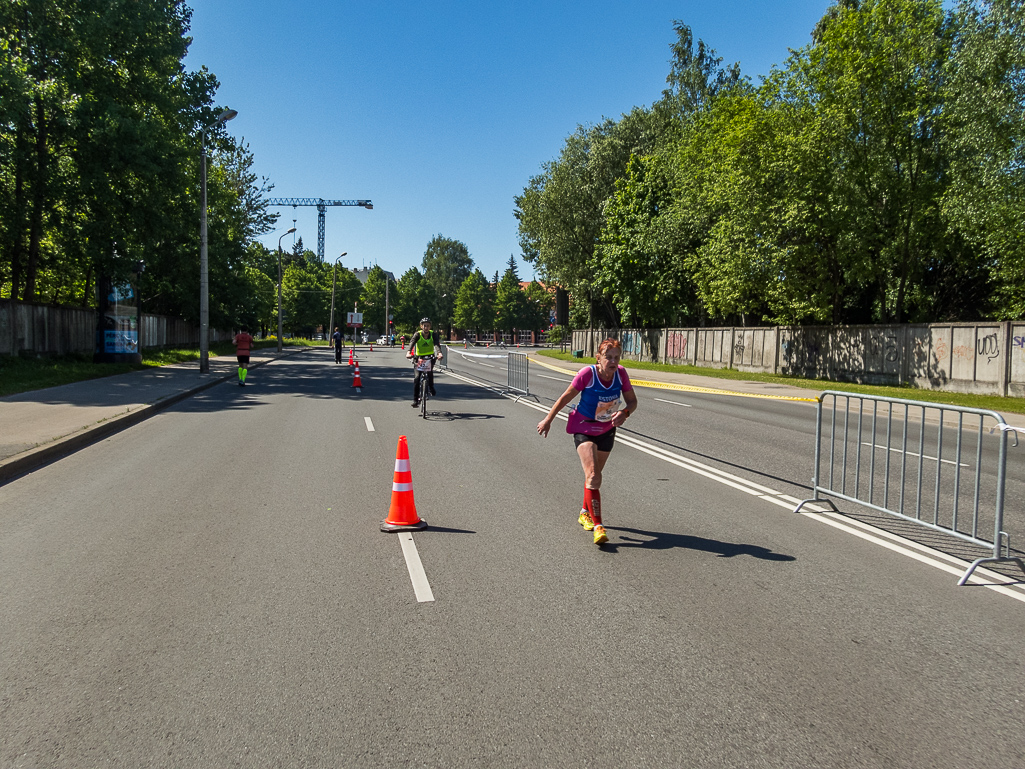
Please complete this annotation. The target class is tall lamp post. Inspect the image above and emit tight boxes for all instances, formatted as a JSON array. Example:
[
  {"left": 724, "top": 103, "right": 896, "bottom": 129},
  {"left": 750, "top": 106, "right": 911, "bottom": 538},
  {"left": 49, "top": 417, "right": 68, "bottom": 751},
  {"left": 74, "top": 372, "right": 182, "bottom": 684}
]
[
  {"left": 328, "top": 252, "right": 348, "bottom": 342},
  {"left": 132, "top": 260, "right": 145, "bottom": 362},
  {"left": 199, "top": 108, "right": 238, "bottom": 373},
  {"left": 277, "top": 227, "right": 297, "bottom": 352}
]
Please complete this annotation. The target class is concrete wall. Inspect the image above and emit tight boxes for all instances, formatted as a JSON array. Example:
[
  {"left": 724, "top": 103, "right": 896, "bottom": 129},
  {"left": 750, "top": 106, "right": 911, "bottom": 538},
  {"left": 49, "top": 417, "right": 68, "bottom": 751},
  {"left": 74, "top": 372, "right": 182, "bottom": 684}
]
[
  {"left": 1, "top": 300, "right": 229, "bottom": 356},
  {"left": 572, "top": 321, "right": 1025, "bottom": 397}
]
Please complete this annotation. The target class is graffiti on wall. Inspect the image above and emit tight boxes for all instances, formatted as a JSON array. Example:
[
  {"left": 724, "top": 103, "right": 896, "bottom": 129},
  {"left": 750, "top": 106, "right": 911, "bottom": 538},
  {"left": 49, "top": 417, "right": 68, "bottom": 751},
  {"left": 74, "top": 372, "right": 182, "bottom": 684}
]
[
  {"left": 978, "top": 332, "right": 1000, "bottom": 362},
  {"left": 867, "top": 331, "right": 899, "bottom": 363},
  {"left": 666, "top": 330, "right": 688, "bottom": 360},
  {"left": 621, "top": 331, "right": 642, "bottom": 355}
]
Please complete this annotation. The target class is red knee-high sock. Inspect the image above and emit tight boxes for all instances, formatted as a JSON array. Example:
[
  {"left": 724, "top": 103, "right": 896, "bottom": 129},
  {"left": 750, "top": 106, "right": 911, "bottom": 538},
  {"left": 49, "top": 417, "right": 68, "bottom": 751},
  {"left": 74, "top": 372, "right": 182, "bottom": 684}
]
[{"left": 585, "top": 488, "right": 602, "bottom": 524}]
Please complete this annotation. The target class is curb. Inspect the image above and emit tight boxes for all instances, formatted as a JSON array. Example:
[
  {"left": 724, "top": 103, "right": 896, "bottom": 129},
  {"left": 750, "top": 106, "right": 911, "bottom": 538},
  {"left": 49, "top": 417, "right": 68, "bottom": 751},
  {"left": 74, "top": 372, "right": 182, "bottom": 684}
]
[{"left": 0, "top": 349, "right": 304, "bottom": 487}]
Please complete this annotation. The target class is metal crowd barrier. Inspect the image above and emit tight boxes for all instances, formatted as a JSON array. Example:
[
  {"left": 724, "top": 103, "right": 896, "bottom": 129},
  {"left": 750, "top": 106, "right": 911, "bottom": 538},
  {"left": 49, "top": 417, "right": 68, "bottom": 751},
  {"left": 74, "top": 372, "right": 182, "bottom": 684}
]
[
  {"left": 794, "top": 391, "right": 1025, "bottom": 585},
  {"left": 507, "top": 352, "right": 529, "bottom": 397}
]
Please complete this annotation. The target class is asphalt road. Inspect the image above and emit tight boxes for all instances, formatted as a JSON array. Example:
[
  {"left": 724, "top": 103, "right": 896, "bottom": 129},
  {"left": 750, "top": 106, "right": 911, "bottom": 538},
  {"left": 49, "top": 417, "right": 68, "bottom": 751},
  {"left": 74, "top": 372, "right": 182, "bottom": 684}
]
[{"left": 2, "top": 347, "right": 1024, "bottom": 768}]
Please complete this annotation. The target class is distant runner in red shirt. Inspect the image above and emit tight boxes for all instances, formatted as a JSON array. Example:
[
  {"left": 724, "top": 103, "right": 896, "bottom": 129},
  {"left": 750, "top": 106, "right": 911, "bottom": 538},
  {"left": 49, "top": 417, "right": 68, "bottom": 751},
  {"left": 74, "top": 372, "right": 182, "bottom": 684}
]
[{"left": 233, "top": 327, "right": 254, "bottom": 386}]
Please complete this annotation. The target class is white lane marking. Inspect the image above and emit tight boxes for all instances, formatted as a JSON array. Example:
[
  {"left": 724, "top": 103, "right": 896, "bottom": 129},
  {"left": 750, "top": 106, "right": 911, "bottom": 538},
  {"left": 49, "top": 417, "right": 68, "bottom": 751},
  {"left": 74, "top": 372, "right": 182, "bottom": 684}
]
[
  {"left": 484, "top": 380, "right": 1025, "bottom": 604},
  {"left": 655, "top": 397, "right": 692, "bottom": 408},
  {"left": 538, "top": 374, "right": 572, "bottom": 382},
  {"left": 365, "top": 417, "right": 375, "bottom": 431},
  {"left": 398, "top": 532, "right": 435, "bottom": 603},
  {"left": 860, "top": 442, "right": 967, "bottom": 467}
]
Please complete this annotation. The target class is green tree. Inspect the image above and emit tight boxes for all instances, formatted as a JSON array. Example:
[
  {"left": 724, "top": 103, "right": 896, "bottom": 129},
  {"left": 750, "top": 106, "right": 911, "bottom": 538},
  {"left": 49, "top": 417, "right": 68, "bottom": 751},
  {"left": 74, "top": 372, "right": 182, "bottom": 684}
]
[
  {"left": 594, "top": 151, "right": 699, "bottom": 326},
  {"left": 281, "top": 248, "right": 329, "bottom": 336},
  {"left": 453, "top": 269, "right": 494, "bottom": 333},
  {"left": 799, "top": 0, "right": 950, "bottom": 323},
  {"left": 654, "top": 20, "right": 745, "bottom": 138},
  {"left": 421, "top": 234, "right": 473, "bottom": 334},
  {"left": 515, "top": 111, "right": 659, "bottom": 329},
  {"left": 358, "top": 265, "right": 394, "bottom": 336},
  {"left": 943, "top": 0, "right": 1025, "bottom": 318},
  {"left": 327, "top": 265, "right": 364, "bottom": 335},
  {"left": 522, "top": 280, "right": 553, "bottom": 332},
  {"left": 494, "top": 255, "right": 528, "bottom": 334},
  {"left": 394, "top": 266, "right": 435, "bottom": 335}
]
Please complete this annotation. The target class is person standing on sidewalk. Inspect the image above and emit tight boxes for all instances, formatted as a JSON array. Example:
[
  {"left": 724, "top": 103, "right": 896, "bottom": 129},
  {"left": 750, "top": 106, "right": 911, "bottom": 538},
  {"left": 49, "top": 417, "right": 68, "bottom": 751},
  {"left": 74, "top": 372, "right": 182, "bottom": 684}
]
[
  {"left": 233, "top": 327, "right": 254, "bottom": 386},
  {"left": 331, "top": 326, "right": 343, "bottom": 364},
  {"left": 536, "top": 339, "right": 638, "bottom": 545}
]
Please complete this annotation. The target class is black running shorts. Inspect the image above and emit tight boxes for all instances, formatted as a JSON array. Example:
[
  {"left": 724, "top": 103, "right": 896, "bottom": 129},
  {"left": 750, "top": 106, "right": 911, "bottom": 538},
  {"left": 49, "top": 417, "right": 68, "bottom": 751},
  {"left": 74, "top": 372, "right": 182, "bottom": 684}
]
[{"left": 573, "top": 427, "right": 616, "bottom": 453}]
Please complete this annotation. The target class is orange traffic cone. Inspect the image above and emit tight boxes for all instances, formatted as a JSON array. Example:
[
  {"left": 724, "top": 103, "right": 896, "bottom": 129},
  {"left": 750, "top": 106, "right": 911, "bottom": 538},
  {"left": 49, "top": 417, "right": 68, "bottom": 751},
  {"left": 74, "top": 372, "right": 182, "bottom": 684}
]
[
  {"left": 381, "top": 436, "right": 426, "bottom": 531},
  {"left": 370, "top": 343, "right": 373, "bottom": 352},
  {"left": 348, "top": 348, "right": 354, "bottom": 366},
  {"left": 352, "top": 362, "right": 362, "bottom": 388}
]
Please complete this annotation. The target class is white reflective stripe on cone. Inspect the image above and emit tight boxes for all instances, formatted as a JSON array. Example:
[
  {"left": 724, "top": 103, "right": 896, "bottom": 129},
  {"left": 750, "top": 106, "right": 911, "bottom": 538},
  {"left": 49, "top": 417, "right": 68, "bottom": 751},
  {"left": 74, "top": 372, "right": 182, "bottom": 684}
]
[
  {"left": 392, "top": 482, "right": 414, "bottom": 492},
  {"left": 394, "top": 459, "right": 411, "bottom": 472}
]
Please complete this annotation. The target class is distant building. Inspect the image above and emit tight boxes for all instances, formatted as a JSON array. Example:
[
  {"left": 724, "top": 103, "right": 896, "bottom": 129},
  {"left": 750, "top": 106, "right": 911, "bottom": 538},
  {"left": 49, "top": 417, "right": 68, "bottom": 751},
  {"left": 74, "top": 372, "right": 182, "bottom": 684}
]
[{"left": 351, "top": 267, "right": 395, "bottom": 285}]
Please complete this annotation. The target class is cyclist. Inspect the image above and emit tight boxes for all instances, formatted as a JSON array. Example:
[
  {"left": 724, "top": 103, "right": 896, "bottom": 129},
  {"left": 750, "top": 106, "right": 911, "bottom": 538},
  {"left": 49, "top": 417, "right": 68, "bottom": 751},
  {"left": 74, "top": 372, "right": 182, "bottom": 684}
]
[{"left": 406, "top": 317, "right": 442, "bottom": 407}]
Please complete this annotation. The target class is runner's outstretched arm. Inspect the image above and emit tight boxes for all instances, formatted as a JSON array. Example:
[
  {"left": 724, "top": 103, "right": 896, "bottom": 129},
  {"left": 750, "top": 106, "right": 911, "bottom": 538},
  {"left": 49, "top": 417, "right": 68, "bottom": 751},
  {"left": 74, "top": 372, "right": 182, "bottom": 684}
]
[{"left": 537, "top": 384, "right": 580, "bottom": 438}]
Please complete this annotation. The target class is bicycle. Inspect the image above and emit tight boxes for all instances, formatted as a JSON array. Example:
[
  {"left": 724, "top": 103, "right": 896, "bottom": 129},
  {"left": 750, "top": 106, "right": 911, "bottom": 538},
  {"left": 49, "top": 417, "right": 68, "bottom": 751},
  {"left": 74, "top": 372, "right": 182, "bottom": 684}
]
[{"left": 412, "top": 355, "right": 435, "bottom": 418}]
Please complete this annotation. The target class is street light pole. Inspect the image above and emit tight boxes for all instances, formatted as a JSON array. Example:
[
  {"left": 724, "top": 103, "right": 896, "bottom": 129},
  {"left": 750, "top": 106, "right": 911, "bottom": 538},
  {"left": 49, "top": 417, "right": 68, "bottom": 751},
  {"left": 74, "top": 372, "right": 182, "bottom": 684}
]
[
  {"left": 328, "top": 252, "right": 347, "bottom": 342},
  {"left": 277, "top": 227, "right": 296, "bottom": 352},
  {"left": 199, "top": 108, "right": 238, "bottom": 373},
  {"left": 133, "top": 261, "right": 145, "bottom": 362}
]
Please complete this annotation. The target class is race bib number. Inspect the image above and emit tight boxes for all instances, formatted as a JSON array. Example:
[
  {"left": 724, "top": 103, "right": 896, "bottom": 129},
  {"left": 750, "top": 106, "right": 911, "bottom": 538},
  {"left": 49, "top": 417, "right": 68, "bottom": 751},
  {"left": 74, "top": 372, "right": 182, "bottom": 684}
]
[{"left": 594, "top": 397, "right": 621, "bottom": 422}]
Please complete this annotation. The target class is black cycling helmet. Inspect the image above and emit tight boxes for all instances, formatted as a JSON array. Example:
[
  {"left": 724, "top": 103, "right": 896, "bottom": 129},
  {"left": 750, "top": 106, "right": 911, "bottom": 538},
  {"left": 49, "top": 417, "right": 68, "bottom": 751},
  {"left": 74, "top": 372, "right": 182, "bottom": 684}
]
[{"left": 420, "top": 317, "right": 431, "bottom": 324}]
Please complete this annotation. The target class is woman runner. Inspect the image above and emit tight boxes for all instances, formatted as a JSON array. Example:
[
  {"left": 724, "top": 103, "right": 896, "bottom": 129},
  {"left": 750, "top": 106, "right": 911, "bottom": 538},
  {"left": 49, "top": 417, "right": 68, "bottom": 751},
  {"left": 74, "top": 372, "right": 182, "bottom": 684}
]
[{"left": 537, "top": 339, "right": 638, "bottom": 545}]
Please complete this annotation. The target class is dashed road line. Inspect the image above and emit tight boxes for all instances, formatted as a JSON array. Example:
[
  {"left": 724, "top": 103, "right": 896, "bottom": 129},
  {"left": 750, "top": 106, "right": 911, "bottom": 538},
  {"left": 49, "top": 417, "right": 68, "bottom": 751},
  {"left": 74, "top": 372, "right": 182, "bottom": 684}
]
[{"left": 398, "top": 532, "right": 434, "bottom": 603}]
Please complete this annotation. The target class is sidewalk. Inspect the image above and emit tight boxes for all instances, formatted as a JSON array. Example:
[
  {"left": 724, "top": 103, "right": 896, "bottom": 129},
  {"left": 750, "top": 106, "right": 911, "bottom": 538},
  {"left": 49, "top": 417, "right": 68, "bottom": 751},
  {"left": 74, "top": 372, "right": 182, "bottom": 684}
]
[{"left": 0, "top": 347, "right": 304, "bottom": 484}]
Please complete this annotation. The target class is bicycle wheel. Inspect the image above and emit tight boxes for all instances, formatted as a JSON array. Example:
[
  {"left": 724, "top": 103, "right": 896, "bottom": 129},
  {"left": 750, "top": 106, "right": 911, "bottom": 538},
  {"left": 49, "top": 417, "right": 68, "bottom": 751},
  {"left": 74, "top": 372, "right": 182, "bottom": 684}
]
[{"left": 420, "top": 375, "right": 428, "bottom": 418}]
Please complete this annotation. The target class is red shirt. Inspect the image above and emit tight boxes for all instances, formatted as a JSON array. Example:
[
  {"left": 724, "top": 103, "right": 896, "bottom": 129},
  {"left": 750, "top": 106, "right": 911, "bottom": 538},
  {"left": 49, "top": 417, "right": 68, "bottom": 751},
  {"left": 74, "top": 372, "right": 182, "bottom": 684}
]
[{"left": 234, "top": 332, "right": 253, "bottom": 355}]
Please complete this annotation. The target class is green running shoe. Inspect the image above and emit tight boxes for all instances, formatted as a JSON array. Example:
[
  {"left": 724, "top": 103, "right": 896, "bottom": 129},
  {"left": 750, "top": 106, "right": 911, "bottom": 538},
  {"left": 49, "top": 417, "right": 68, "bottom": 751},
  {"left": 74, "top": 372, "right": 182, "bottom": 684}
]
[
  {"left": 578, "top": 509, "right": 595, "bottom": 531},
  {"left": 593, "top": 525, "right": 608, "bottom": 545}
]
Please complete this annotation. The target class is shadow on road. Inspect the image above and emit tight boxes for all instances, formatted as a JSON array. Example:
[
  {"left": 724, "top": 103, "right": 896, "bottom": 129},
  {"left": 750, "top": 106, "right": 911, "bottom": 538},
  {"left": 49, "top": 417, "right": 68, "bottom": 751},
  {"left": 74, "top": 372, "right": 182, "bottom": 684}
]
[
  {"left": 167, "top": 352, "right": 506, "bottom": 414},
  {"left": 417, "top": 525, "right": 477, "bottom": 534},
  {"left": 602, "top": 524, "right": 796, "bottom": 561},
  {"left": 422, "top": 411, "right": 505, "bottom": 421}
]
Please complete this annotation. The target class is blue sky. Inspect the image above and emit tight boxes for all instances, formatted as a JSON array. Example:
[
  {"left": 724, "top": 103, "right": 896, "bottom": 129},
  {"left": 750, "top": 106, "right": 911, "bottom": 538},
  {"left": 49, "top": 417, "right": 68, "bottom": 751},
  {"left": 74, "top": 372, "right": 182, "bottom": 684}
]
[{"left": 185, "top": 1, "right": 835, "bottom": 281}]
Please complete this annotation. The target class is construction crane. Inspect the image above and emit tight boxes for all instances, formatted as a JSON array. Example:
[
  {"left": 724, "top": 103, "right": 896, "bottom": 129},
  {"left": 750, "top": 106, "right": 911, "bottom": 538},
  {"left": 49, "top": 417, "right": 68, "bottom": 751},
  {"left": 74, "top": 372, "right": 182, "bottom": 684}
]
[{"left": 267, "top": 198, "right": 373, "bottom": 261}]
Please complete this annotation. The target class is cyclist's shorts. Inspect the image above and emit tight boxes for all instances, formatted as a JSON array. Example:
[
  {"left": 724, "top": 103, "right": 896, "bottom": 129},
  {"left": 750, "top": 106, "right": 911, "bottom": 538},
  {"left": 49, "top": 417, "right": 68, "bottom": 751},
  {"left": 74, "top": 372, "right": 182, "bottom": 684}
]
[
  {"left": 237, "top": 355, "right": 250, "bottom": 365},
  {"left": 573, "top": 427, "right": 616, "bottom": 453}
]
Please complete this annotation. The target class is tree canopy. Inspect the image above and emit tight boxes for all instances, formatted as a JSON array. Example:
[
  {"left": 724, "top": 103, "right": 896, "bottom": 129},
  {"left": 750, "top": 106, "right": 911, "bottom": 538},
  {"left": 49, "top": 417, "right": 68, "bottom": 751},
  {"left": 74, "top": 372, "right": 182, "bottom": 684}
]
[
  {"left": 517, "top": 2, "right": 1025, "bottom": 327},
  {"left": 1, "top": 0, "right": 278, "bottom": 334}
]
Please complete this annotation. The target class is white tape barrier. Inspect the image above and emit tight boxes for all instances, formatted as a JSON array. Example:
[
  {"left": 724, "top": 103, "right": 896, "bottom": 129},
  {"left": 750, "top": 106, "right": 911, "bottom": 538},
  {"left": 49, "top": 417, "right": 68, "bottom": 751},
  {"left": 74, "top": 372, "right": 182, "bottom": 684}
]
[
  {"left": 445, "top": 346, "right": 509, "bottom": 360},
  {"left": 992, "top": 423, "right": 1025, "bottom": 435}
]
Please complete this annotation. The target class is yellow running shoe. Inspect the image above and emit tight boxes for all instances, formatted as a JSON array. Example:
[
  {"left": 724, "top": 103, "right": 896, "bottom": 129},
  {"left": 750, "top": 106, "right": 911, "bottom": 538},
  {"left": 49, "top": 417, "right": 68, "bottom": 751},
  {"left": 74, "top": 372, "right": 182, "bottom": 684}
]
[
  {"left": 578, "top": 509, "right": 595, "bottom": 530},
  {"left": 593, "top": 525, "right": 608, "bottom": 545}
]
